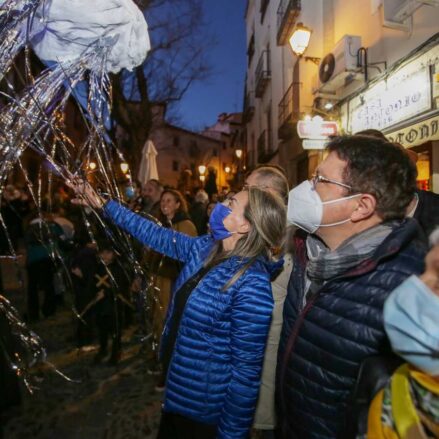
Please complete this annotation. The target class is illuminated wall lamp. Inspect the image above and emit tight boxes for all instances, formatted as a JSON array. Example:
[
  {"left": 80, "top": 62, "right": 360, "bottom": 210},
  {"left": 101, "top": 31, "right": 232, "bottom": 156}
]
[
  {"left": 120, "top": 162, "right": 129, "bottom": 174},
  {"left": 289, "top": 23, "right": 320, "bottom": 65}
]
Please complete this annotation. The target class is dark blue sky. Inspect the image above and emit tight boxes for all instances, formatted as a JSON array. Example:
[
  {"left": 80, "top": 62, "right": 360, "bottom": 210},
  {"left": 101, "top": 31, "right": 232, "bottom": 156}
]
[{"left": 176, "top": 0, "right": 247, "bottom": 130}]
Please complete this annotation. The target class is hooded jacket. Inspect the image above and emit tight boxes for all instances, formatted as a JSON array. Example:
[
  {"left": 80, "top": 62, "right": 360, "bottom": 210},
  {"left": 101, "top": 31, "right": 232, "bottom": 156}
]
[
  {"left": 104, "top": 200, "right": 277, "bottom": 439},
  {"left": 276, "top": 219, "right": 426, "bottom": 439}
]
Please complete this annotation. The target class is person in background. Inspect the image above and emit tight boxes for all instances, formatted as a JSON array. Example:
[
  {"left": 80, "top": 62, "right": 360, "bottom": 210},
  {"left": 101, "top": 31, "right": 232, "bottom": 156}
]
[
  {"left": 124, "top": 180, "right": 139, "bottom": 208},
  {"left": 69, "top": 179, "right": 286, "bottom": 439},
  {"left": 154, "top": 189, "right": 197, "bottom": 331},
  {"left": 0, "top": 185, "right": 27, "bottom": 252},
  {"left": 24, "top": 211, "right": 63, "bottom": 321},
  {"left": 143, "top": 189, "right": 197, "bottom": 384},
  {"left": 405, "top": 150, "right": 439, "bottom": 239},
  {"left": 356, "top": 128, "right": 439, "bottom": 240},
  {"left": 92, "top": 245, "right": 129, "bottom": 365},
  {"left": 244, "top": 165, "right": 291, "bottom": 439},
  {"left": 139, "top": 179, "right": 163, "bottom": 219},
  {"left": 277, "top": 135, "right": 426, "bottom": 439},
  {"left": 366, "top": 231, "right": 439, "bottom": 438},
  {"left": 189, "top": 189, "right": 209, "bottom": 235},
  {"left": 70, "top": 238, "right": 98, "bottom": 349}
]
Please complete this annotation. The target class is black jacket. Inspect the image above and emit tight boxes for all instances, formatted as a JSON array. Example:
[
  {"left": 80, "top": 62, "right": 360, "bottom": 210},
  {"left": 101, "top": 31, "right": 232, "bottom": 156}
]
[
  {"left": 414, "top": 189, "right": 439, "bottom": 239},
  {"left": 276, "top": 219, "right": 426, "bottom": 439}
]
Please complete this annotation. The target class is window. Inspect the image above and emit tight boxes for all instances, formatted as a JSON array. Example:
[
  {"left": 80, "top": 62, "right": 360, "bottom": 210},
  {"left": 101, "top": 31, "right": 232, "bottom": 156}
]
[
  {"left": 260, "top": 0, "right": 269, "bottom": 23},
  {"left": 173, "top": 136, "right": 180, "bottom": 147},
  {"left": 172, "top": 160, "right": 179, "bottom": 172},
  {"left": 247, "top": 34, "right": 255, "bottom": 66}
]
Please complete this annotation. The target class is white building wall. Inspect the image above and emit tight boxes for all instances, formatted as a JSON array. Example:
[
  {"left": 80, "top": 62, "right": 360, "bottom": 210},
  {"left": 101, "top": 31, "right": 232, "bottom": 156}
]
[
  {"left": 245, "top": 0, "right": 439, "bottom": 187},
  {"left": 303, "top": 1, "right": 439, "bottom": 102}
]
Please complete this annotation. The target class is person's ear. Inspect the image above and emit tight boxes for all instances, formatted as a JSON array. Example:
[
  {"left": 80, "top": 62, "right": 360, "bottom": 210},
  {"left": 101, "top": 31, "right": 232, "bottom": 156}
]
[{"left": 351, "top": 194, "right": 376, "bottom": 222}]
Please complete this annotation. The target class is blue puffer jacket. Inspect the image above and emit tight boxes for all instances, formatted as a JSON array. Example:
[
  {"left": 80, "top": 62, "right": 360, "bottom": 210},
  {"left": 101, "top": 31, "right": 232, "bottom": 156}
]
[
  {"left": 276, "top": 219, "right": 426, "bottom": 439},
  {"left": 105, "top": 201, "right": 275, "bottom": 439}
]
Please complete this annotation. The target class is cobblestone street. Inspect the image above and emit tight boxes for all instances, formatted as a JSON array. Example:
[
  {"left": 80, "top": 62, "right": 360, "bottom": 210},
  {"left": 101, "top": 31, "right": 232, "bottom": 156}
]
[{"left": 1, "top": 259, "right": 162, "bottom": 439}]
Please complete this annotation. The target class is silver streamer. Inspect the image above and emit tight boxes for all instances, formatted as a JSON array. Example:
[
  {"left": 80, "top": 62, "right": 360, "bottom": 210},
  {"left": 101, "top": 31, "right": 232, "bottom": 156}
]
[{"left": 0, "top": 0, "right": 155, "bottom": 390}]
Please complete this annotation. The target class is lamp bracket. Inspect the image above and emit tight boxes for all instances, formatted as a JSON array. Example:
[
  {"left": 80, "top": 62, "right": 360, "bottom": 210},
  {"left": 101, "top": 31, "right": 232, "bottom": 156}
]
[{"left": 303, "top": 56, "right": 321, "bottom": 65}]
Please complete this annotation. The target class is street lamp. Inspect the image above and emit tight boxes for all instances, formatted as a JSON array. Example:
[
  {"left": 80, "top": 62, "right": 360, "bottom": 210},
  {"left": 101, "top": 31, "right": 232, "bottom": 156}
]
[
  {"left": 225, "top": 166, "right": 231, "bottom": 174},
  {"left": 235, "top": 149, "right": 243, "bottom": 159},
  {"left": 120, "top": 162, "right": 129, "bottom": 174},
  {"left": 198, "top": 165, "right": 206, "bottom": 176},
  {"left": 289, "top": 23, "right": 312, "bottom": 56},
  {"left": 289, "top": 23, "right": 320, "bottom": 64},
  {"left": 88, "top": 161, "right": 97, "bottom": 170}
]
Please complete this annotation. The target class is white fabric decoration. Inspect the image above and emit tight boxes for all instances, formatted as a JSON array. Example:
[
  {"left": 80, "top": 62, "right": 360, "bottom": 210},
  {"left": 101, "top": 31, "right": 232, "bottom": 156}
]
[{"left": 31, "top": 0, "right": 150, "bottom": 73}]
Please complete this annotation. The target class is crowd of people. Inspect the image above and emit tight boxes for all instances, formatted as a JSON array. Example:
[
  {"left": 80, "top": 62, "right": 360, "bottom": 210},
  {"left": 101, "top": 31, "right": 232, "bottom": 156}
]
[{"left": 1, "top": 133, "right": 439, "bottom": 439}]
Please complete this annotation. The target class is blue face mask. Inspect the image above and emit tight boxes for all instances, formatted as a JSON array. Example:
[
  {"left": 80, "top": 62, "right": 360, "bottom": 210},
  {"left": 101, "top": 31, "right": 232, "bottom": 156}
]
[
  {"left": 384, "top": 275, "right": 439, "bottom": 375},
  {"left": 125, "top": 186, "right": 135, "bottom": 199},
  {"left": 209, "top": 203, "right": 233, "bottom": 241}
]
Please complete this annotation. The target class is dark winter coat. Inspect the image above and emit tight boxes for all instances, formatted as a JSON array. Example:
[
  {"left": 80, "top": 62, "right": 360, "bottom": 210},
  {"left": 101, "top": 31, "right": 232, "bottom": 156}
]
[
  {"left": 276, "top": 219, "right": 426, "bottom": 439},
  {"left": 414, "top": 189, "right": 439, "bottom": 239}
]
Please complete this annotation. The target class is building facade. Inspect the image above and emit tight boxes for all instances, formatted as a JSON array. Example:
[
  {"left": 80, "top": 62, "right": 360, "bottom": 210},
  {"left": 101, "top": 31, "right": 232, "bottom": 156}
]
[
  {"left": 148, "top": 106, "right": 243, "bottom": 193},
  {"left": 244, "top": 0, "right": 439, "bottom": 192}
]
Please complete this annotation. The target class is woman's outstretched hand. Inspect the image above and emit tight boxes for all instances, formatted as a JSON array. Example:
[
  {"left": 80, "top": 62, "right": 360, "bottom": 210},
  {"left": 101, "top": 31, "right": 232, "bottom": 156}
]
[{"left": 67, "top": 178, "right": 104, "bottom": 209}]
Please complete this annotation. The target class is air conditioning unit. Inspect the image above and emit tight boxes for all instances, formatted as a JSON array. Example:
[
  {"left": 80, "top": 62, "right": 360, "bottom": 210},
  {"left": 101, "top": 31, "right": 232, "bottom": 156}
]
[
  {"left": 317, "top": 35, "right": 362, "bottom": 93},
  {"left": 383, "top": 0, "right": 439, "bottom": 30}
]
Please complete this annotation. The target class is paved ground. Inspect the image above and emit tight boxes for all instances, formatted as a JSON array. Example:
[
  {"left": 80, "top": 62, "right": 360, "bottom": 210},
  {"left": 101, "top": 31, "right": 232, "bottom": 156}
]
[{"left": 0, "top": 258, "right": 163, "bottom": 439}]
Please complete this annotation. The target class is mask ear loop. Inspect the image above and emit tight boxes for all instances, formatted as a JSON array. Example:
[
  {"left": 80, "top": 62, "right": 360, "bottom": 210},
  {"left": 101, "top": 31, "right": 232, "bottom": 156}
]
[
  {"left": 321, "top": 193, "right": 362, "bottom": 205},
  {"left": 317, "top": 194, "right": 363, "bottom": 228}
]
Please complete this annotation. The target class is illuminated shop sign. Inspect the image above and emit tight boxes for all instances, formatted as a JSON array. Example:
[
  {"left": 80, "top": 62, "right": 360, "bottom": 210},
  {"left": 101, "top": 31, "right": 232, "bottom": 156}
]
[
  {"left": 387, "top": 114, "right": 439, "bottom": 147},
  {"left": 297, "top": 116, "right": 338, "bottom": 139},
  {"left": 343, "top": 62, "right": 432, "bottom": 133}
]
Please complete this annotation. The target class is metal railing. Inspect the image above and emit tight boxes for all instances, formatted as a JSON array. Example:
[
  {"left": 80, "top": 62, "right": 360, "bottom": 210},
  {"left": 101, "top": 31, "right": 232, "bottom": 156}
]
[
  {"left": 243, "top": 91, "right": 255, "bottom": 122},
  {"left": 277, "top": 0, "right": 301, "bottom": 45},
  {"left": 257, "top": 129, "right": 273, "bottom": 162},
  {"left": 255, "top": 50, "right": 271, "bottom": 97}
]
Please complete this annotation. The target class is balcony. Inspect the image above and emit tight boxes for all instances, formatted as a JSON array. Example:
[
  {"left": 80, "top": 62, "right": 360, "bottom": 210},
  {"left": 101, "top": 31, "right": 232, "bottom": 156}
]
[
  {"left": 260, "top": 0, "right": 269, "bottom": 23},
  {"left": 277, "top": 0, "right": 301, "bottom": 46},
  {"left": 257, "top": 129, "right": 274, "bottom": 163},
  {"left": 247, "top": 34, "right": 255, "bottom": 66},
  {"left": 255, "top": 50, "right": 271, "bottom": 98},
  {"left": 278, "top": 82, "right": 300, "bottom": 140},
  {"left": 243, "top": 92, "right": 255, "bottom": 123}
]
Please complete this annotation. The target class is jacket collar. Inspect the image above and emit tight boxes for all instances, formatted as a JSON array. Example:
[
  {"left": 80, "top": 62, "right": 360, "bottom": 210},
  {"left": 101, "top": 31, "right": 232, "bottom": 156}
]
[{"left": 295, "top": 218, "right": 425, "bottom": 279}]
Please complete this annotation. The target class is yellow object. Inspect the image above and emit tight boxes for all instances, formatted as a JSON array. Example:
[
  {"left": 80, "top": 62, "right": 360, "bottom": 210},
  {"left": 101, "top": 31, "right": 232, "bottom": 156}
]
[{"left": 367, "top": 364, "right": 439, "bottom": 439}]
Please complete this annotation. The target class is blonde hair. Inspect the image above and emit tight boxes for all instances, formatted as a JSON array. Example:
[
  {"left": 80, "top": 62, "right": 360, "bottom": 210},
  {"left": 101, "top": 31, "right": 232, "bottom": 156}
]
[
  {"left": 205, "top": 187, "right": 286, "bottom": 289},
  {"left": 250, "top": 165, "right": 289, "bottom": 202}
]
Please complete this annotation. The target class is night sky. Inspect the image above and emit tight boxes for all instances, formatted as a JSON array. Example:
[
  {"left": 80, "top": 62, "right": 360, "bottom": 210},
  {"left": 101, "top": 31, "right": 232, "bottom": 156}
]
[{"left": 176, "top": 0, "right": 247, "bottom": 130}]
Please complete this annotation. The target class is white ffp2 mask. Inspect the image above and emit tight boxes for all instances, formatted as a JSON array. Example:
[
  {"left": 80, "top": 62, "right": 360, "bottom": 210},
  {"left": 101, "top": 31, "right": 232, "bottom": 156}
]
[{"left": 287, "top": 180, "right": 361, "bottom": 233}]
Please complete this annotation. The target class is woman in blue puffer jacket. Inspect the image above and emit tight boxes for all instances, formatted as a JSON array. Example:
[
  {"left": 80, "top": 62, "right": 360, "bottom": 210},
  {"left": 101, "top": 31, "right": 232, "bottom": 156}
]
[{"left": 70, "top": 180, "right": 286, "bottom": 439}]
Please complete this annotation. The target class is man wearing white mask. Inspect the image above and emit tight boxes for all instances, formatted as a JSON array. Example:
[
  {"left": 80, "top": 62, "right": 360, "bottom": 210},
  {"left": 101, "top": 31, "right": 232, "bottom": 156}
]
[{"left": 276, "top": 135, "right": 427, "bottom": 439}]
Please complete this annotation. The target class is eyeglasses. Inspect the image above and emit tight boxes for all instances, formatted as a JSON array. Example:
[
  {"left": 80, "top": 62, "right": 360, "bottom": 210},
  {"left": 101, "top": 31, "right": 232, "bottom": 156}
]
[{"left": 311, "top": 174, "right": 352, "bottom": 191}]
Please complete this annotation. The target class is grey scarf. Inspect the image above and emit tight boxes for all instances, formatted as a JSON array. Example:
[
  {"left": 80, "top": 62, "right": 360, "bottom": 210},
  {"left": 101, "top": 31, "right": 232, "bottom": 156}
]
[{"left": 306, "top": 221, "right": 398, "bottom": 286}]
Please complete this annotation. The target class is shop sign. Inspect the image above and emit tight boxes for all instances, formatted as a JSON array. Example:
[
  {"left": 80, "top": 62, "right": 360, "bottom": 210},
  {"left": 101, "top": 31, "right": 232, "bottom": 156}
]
[
  {"left": 386, "top": 114, "right": 439, "bottom": 147},
  {"left": 297, "top": 116, "right": 338, "bottom": 139},
  {"left": 344, "top": 63, "right": 432, "bottom": 133},
  {"left": 302, "top": 139, "right": 328, "bottom": 150}
]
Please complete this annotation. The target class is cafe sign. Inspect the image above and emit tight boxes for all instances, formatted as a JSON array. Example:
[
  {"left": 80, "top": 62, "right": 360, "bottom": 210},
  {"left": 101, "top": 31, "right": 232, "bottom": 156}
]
[
  {"left": 343, "top": 62, "right": 432, "bottom": 133},
  {"left": 297, "top": 116, "right": 338, "bottom": 140},
  {"left": 386, "top": 114, "right": 439, "bottom": 147}
]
